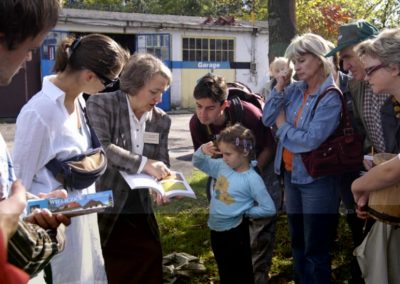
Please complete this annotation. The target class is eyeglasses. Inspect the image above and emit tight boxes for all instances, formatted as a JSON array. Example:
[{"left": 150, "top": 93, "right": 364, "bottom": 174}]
[
  {"left": 94, "top": 71, "right": 119, "bottom": 89},
  {"left": 364, "top": 64, "right": 386, "bottom": 77}
]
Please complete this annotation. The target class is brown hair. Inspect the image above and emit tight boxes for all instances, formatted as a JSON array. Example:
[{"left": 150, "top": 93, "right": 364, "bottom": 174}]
[
  {"left": 0, "top": 0, "right": 59, "bottom": 50},
  {"left": 217, "top": 123, "right": 256, "bottom": 161},
  {"left": 53, "top": 34, "right": 130, "bottom": 79},
  {"left": 193, "top": 73, "right": 228, "bottom": 104}
]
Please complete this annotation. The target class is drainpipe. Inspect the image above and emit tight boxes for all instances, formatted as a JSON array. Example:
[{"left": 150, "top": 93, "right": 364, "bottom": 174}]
[{"left": 250, "top": 27, "right": 258, "bottom": 84}]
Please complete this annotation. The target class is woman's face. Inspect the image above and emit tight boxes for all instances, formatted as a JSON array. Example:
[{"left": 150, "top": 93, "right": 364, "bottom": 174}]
[
  {"left": 361, "top": 55, "right": 395, "bottom": 94},
  {"left": 292, "top": 53, "right": 323, "bottom": 83},
  {"left": 131, "top": 73, "right": 170, "bottom": 114}
]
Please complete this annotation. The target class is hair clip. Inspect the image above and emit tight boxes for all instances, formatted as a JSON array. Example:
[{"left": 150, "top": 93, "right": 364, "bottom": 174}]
[
  {"left": 67, "top": 37, "right": 82, "bottom": 59},
  {"left": 235, "top": 137, "right": 240, "bottom": 146}
]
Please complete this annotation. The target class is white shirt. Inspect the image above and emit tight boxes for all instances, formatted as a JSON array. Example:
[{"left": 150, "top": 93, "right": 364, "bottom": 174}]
[
  {"left": 13, "top": 75, "right": 107, "bottom": 284},
  {"left": 126, "top": 94, "right": 149, "bottom": 173}
]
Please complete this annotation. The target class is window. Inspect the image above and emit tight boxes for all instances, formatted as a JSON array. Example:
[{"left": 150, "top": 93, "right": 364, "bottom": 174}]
[
  {"left": 137, "top": 34, "right": 170, "bottom": 61},
  {"left": 182, "top": 37, "right": 234, "bottom": 61}
]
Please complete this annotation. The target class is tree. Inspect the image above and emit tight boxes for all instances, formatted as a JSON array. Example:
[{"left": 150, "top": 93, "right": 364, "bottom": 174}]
[
  {"left": 296, "top": 0, "right": 400, "bottom": 42},
  {"left": 268, "top": 0, "right": 296, "bottom": 62}
]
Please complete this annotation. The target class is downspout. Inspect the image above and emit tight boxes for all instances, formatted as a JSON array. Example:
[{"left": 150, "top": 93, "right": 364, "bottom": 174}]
[{"left": 250, "top": 27, "right": 258, "bottom": 84}]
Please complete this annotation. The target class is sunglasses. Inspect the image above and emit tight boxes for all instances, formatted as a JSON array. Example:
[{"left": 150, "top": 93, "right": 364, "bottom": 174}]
[
  {"left": 364, "top": 64, "right": 386, "bottom": 77},
  {"left": 94, "top": 71, "right": 119, "bottom": 89}
]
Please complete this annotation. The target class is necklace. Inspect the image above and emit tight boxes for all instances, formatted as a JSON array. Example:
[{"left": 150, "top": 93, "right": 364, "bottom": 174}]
[{"left": 391, "top": 96, "right": 400, "bottom": 119}]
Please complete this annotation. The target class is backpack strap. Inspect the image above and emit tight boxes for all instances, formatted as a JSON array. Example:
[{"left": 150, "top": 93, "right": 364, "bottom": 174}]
[{"left": 227, "top": 96, "right": 244, "bottom": 125}]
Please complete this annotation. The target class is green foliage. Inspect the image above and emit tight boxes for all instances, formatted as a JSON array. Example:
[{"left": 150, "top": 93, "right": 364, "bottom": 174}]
[
  {"left": 156, "top": 170, "right": 355, "bottom": 283},
  {"left": 296, "top": 0, "right": 400, "bottom": 42}
]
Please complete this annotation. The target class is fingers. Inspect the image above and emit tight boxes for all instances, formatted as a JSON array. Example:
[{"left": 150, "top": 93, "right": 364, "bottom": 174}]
[
  {"left": 154, "top": 162, "right": 170, "bottom": 180},
  {"left": 25, "top": 208, "right": 71, "bottom": 229},
  {"left": 7, "top": 180, "right": 27, "bottom": 214},
  {"left": 39, "top": 189, "right": 68, "bottom": 199},
  {"left": 56, "top": 214, "right": 71, "bottom": 226},
  {"left": 363, "top": 159, "right": 373, "bottom": 171},
  {"left": 151, "top": 192, "right": 170, "bottom": 206}
]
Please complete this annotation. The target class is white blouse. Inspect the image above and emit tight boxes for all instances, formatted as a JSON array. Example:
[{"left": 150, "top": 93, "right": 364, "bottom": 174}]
[{"left": 13, "top": 75, "right": 107, "bottom": 284}]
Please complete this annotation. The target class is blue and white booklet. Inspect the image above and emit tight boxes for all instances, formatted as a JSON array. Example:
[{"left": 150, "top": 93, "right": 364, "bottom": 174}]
[{"left": 25, "top": 190, "right": 114, "bottom": 217}]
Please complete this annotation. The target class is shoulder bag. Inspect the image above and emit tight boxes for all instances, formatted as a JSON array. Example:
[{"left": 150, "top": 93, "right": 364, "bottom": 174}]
[{"left": 301, "top": 86, "right": 364, "bottom": 177}]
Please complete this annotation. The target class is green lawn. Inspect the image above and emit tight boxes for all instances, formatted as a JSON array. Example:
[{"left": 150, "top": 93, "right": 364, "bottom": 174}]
[{"left": 156, "top": 170, "right": 354, "bottom": 284}]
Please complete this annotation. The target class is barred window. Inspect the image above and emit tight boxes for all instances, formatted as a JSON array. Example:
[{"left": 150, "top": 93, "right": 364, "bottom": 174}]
[
  {"left": 182, "top": 37, "right": 234, "bottom": 61},
  {"left": 137, "top": 34, "right": 170, "bottom": 60}
]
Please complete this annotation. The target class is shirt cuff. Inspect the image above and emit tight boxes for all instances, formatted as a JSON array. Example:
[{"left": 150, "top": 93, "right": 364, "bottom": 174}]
[{"left": 137, "top": 156, "right": 148, "bottom": 173}]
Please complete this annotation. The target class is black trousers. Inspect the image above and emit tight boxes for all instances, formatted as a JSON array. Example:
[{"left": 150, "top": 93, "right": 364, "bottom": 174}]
[
  {"left": 102, "top": 214, "right": 163, "bottom": 284},
  {"left": 210, "top": 219, "right": 255, "bottom": 284}
]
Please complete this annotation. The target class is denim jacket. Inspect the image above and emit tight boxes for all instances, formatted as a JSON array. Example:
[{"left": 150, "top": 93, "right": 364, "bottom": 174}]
[{"left": 262, "top": 74, "right": 342, "bottom": 184}]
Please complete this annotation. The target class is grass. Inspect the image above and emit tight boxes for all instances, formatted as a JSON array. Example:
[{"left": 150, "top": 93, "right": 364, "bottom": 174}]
[{"left": 156, "top": 170, "right": 354, "bottom": 284}]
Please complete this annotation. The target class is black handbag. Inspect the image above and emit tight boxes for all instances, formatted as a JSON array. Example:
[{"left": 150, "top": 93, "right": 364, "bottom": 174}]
[
  {"left": 46, "top": 104, "right": 107, "bottom": 189},
  {"left": 301, "top": 87, "right": 364, "bottom": 177}
]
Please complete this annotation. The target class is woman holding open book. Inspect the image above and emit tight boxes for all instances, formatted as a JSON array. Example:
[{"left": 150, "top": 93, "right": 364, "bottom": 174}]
[{"left": 86, "top": 53, "right": 172, "bottom": 284}]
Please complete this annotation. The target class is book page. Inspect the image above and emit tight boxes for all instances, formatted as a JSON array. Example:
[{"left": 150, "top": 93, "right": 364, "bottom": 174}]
[
  {"left": 159, "top": 171, "right": 196, "bottom": 199},
  {"left": 119, "top": 171, "right": 162, "bottom": 194},
  {"left": 120, "top": 170, "right": 196, "bottom": 199}
]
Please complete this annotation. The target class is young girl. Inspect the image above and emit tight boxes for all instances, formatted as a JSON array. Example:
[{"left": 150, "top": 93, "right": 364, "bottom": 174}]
[{"left": 192, "top": 123, "right": 276, "bottom": 284}]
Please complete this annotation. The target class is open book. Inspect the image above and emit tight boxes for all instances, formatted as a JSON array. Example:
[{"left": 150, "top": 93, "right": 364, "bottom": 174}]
[
  {"left": 119, "top": 171, "right": 196, "bottom": 199},
  {"left": 25, "top": 190, "right": 114, "bottom": 217}
]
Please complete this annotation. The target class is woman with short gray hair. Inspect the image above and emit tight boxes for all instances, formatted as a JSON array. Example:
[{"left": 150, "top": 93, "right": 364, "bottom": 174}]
[{"left": 86, "top": 52, "right": 172, "bottom": 284}]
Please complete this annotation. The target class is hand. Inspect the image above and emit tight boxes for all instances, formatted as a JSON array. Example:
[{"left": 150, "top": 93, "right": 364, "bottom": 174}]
[
  {"left": 354, "top": 192, "right": 370, "bottom": 219},
  {"left": 0, "top": 180, "right": 26, "bottom": 246},
  {"left": 363, "top": 159, "right": 374, "bottom": 171},
  {"left": 143, "top": 160, "right": 171, "bottom": 180},
  {"left": 150, "top": 191, "right": 171, "bottom": 206},
  {"left": 275, "top": 110, "right": 286, "bottom": 128},
  {"left": 24, "top": 189, "right": 71, "bottom": 229},
  {"left": 201, "top": 141, "right": 221, "bottom": 157}
]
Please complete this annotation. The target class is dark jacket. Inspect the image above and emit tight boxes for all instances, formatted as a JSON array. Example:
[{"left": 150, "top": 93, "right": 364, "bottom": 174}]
[{"left": 381, "top": 97, "right": 400, "bottom": 153}]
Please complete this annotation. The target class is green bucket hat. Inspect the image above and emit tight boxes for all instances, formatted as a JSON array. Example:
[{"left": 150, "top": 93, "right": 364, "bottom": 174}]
[{"left": 325, "top": 20, "right": 379, "bottom": 57}]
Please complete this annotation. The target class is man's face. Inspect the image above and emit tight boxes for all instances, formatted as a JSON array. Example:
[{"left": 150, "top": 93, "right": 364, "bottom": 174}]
[
  {"left": 339, "top": 45, "right": 366, "bottom": 81},
  {"left": 0, "top": 31, "right": 47, "bottom": 86},
  {"left": 195, "top": 97, "right": 226, "bottom": 126}
]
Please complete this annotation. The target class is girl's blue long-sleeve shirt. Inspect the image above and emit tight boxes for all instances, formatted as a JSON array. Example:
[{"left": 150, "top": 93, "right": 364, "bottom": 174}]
[
  {"left": 262, "top": 74, "right": 342, "bottom": 184},
  {"left": 192, "top": 148, "right": 276, "bottom": 232}
]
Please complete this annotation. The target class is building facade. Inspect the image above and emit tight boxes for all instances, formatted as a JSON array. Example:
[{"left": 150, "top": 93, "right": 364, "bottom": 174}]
[{"left": 0, "top": 8, "right": 269, "bottom": 116}]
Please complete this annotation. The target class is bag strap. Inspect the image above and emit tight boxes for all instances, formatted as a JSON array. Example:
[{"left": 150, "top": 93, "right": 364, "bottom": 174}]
[
  {"left": 45, "top": 101, "right": 102, "bottom": 185},
  {"left": 312, "top": 86, "right": 354, "bottom": 136},
  {"left": 227, "top": 96, "right": 244, "bottom": 124},
  {"left": 78, "top": 101, "right": 101, "bottom": 148}
]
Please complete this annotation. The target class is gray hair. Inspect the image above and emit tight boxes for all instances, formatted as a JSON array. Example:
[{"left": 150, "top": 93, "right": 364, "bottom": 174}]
[
  {"left": 120, "top": 53, "right": 172, "bottom": 96},
  {"left": 356, "top": 28, "right": 400, "bottom": 68},
  {"left": 285, "top": 33, "right": 334, "bottom": 77}
]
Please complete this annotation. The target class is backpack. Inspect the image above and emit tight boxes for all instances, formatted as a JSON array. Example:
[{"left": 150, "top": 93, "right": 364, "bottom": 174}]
[
  {"left": 197, "top": 81, "right": 264, "bottom": 141},
  {"left": 226, "top": 81, "right": 264, "bottom": 123}
]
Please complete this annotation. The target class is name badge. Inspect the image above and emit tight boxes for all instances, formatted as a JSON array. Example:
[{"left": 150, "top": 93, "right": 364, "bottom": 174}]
[{"left": 143, "top": 132, "right": 160, "bottom": 144}]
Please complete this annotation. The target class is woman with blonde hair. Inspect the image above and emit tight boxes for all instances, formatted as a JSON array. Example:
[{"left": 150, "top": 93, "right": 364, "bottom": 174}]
[{"left": 262, "top": 33, "right": 341, "bottom": 283}]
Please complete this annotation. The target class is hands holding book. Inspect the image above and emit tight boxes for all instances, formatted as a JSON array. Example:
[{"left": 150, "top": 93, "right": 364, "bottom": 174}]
[
  {"left": 24, "top": 189, "right": 71, "bottom": 230},
  {"left": 143, "top": 159, "right": 171, "bottom": 181}
]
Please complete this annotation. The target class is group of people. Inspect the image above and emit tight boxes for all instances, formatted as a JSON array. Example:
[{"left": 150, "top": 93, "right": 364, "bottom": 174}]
[
  {"left": 0, "top": 1, "right": 399, "bottom": 284},
  {"left": 260, "top": 20, "right": 400, "bottom": 284}
]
